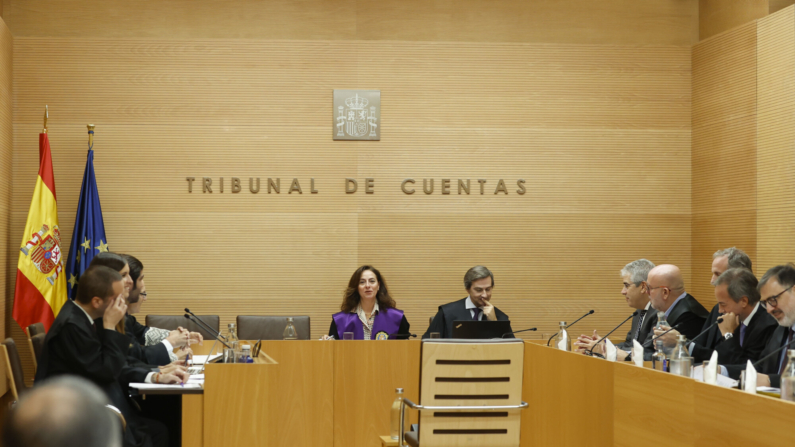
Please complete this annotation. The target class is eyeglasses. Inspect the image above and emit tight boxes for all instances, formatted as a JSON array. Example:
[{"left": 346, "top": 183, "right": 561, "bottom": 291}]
[
  {"left": 140, "top": 292, "right": 147, "bottom": 298},
  {"left": 646, "top": 284, "right": 668, "bottom": 293},
  {"left": 761, "top": 284, "right": 795, "bottom": 309}
]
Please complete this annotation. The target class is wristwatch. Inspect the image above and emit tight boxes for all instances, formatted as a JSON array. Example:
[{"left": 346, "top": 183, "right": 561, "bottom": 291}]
[{"left": 724, "top": 332, "right": 734, "bottom": 340}]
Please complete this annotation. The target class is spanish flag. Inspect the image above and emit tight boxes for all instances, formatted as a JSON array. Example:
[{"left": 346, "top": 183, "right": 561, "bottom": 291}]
[{"left": 12, "top": 132, "right": 67, "bottom": 331}]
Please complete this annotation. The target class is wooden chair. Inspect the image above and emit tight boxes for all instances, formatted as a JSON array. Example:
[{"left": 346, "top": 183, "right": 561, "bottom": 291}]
[
  {"left": 236, "top": 316, "right": 310, "bottom": 340},
  {"left": 29, "top": 333, "right": 45, "bottom": 374},
  {"left": 25, "top": 324, "right": 45, "bottom": 373},
  {"left": 145, "top": 315, "right": 220, "bottom": 341},
  {"left": 401, "top": 339, "right": 527, "bottom": 447},
  {"left": 2, "top": 338, "right": 28, "bottom": 402}
]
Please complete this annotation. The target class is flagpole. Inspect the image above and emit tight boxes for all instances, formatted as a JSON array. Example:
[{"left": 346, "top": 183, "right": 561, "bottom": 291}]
[
  {"left": 42, "top": 105, "right": 48, "bottom": 133},
  {"left": 87, "top": 124, "right": 94, "bottom": 150}
]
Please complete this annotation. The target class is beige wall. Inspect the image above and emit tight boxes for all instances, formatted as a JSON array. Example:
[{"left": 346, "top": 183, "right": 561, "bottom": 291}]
[
  {"left": 0, "top": 17, "right": 11, "bottom": 348},
  {"left": 4, "top": 1, "right": 697, "bottom": 383}
]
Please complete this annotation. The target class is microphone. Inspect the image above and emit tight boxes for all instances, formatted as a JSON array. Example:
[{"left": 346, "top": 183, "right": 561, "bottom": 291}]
[
  {"left": 642, "top": 323, "right": 682, "bottom": 348},
  {"left": 688, "top": 317, "right": 724, "bottom": 344},
  {"left": 753, "top": 336, "right": 795, "bottom": 369},
  {"left": 183, "top": 314, "right": 231, "bottom": 349},
  {"left": 501, "top": 327, "right": 537, "bottom": 338},
  {"left": 389, "top": 332, "right": 417, "bottom": 340},
  {"left": 547, "top": 310, "right": 595, "bottom": 346},
  {"left": 185, "top": 308, "right": 227, "bottom": 341},
  {"left": 584, "top": 311, "right": 637, "bottom": 356}
]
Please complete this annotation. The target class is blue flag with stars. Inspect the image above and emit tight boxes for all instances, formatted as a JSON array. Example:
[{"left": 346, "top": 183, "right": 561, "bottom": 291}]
[{"left": 64, "top": 148, "right": 109, "bottom": 299}]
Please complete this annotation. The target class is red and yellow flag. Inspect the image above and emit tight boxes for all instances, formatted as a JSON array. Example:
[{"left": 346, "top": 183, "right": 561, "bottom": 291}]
[{"left": 13, "top": 133, "right": 67, "bottom": 331}]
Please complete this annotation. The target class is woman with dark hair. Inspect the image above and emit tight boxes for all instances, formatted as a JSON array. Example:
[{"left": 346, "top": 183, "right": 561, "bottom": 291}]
[{"left": 323, "top": 265, "right": 410, "bottom": 340}]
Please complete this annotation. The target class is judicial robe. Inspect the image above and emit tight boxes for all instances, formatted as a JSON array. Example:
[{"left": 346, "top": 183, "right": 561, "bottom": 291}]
[
  {"left": 35, "top": 300, "right": 154, "bottom": 447},
  {"left": 640, "top": 293, "right": 709, "bottom": 354},
  {"left": 125, "top": 314, "right": 172, "bottom": 366},
  {"left": 423, "top": 297, "right": 513, "bottom": 339},
  {"left": 615, "top": 307, "right": 657, "bottom": 361},
  {"left": 328, "top": 307, "right": 409, "bottom": 339},
  {"left": 726, "top": 324, "right": 791, "bottom": 386}
]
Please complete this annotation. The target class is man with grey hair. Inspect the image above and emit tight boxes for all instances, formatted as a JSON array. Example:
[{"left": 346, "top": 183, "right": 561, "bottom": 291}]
[
  {"left": 575, "top": 259, "right": 656, "bottom": 359},
  {"left": 3, "top": 375, "right": 122, "bottom": 447},
  {"left": 423, "top": 266, "right": 513, "bottom": 338},
  {"left": 659, "top": 247, "right": 757, "bottom": 356},
  {"left": 727, "top": 264, "right": 795, "bottom": 386}
]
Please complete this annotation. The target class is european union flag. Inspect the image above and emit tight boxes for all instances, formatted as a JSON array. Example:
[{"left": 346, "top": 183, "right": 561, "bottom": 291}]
[{"left": 64, "top": 140, "right": 109, "bottom": 300}]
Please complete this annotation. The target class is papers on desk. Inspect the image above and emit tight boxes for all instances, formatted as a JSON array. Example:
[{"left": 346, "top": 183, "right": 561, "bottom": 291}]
[
  {"left": 692, "top": 365, "right": 738, "bottom": 388},
  {"left": 189, "top": 354, "right": 222, "bottom": 365},
  {"left": 130, "top": 383, "right": 203, "bottom": 391}
]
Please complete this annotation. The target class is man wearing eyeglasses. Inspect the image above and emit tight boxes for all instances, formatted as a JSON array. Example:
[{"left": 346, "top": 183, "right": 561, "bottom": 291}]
[
  {"left": 727, "top": 264, "right": 795, "bottom": 387},
  {"left": 645, "top": 264, "right": 709, "bottom": 347},
  {"left": 575, "top": 259, "right": 656, "bottom": 360}
]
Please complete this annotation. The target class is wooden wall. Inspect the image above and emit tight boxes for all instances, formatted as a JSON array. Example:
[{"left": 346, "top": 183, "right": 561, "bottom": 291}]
[
  {"left": 757, "top": 7, "right": 795, "bottom": 273},
  {"left": 4, "top": 1, "right": 696, "bottom": 383},
  {"left": 691, "top": 22, "right": 758, "bottom": 306},
  {"left": 0, "top": 17, "right": 11, "bottom": 349}
]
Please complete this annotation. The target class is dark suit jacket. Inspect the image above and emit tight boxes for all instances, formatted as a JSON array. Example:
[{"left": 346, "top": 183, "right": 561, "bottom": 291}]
[
  {"left": 423, "top": 297, "right": 512, "bottom": 339},
  {"left": 640, "top": 293, "right": 709, "bottom": 359},
  {"left": 726, "top": 324, "right": 790, "bottom": 387},
  {"left": 616, "top": 307, "right": 656, "bottom": 361},
  {"left": 125, "top": 314, "right": 172, "bottom": 366},
  {"left": 691, "top": 304, "right": 778, "bottom": 365},
  {"left": 35, "top": 300, "right": 151, "bottom": 447}
]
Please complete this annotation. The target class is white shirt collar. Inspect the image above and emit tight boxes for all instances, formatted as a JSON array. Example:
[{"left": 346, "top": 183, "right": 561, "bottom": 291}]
[
  {"left": 742, "top": 302, "right": 760, "bottom": 326},
  {"left": 75, "top": 301, "right": 95, "bottom": 325},
  {"left": 356, "top": 301, "right": 379, "bottom": 318},
  {"left": 644, "top": 302, "right": 651, "bottom": 311},
  {"left": 465, "top": 296, "right": 478, "bottom": 309}
]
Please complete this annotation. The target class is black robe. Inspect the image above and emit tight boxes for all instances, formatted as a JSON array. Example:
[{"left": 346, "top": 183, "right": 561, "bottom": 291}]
[
  {"left": 423, "top": 297, "right": 513, "bottom": 339},
  {"left": 690, "top": 304, "right": 778, "bottom": 365},
  {"left": 726, "top": 324, "right": 791, "bottom": 386},
  {"left": 125, "top": 314, "right": 172, "bottom": 366},
  {"left": 640, "top": 293, "right": 709, "bottom": 352},
  {"left": 35, "top": 300, "right": 155, "bottom": 447}
]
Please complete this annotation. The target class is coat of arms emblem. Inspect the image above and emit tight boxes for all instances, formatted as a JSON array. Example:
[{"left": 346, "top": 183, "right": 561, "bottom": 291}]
[
  {"left": 333, "top": 90, "right": 380, "bottom": 141},
  {"left": 20, "top": 224, "right": 64, "bottom": 285}
]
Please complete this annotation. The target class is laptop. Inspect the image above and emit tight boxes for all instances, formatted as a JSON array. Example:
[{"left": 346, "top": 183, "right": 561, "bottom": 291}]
[{"left": 450, "top": 320, "right": 513, "bottom": 339}]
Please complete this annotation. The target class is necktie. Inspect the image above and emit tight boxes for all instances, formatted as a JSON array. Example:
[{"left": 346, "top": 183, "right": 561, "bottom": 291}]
[
  {"left": 472, "top": 308, "right": 482, "bottom": 321},
  {"left": 634, "top": 310, "right": 647, "bottom": 340},
  {"left": 739, "top": 323, "right": 746, "bottom": 347},
  {"left": 779, "top": 328, "right": 794, "bottom": 375}
]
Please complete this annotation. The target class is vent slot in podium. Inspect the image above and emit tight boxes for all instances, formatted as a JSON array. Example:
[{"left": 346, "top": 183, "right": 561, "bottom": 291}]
[
  {"left": 435, "top": 377, "right": 510, "bottom": 383},
  {"left": 434, "top": 394, "right": 509, "bottom": 400},
  {"left": 433, "top": 412, "right": 509, "bottom": 418},
  {"left": 436, "top": 359, "right": 511, "bottom": 365},
  {"left": 432, "top": 429, "right": 508, "bottom": 435}
]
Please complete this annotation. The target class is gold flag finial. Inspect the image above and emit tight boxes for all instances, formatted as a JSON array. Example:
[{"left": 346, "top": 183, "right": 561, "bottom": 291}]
[
  {"left": 87, "top": 124, "right": 95, "bottom": 150},
  {"left": 42, "top": 106, "right": 48, "bottom": 133}
]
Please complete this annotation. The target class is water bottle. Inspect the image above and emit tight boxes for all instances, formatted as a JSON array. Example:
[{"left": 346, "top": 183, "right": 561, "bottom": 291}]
[
  {"left": 240, "top": 345, "right": 253, "bottom": 363},
  {"left": 554, "top": 321, "right": 571, "bottom": 351},
  {"left": 226, "top": 323, "right": 240, "bottom": 363},
  {"left": 781, "top": 350, "right": 795, "bottom": 401},
  {"left": 652, "top": 311, "right": 669, "bottom": 371},
  {"left": 283, "top": 317, "right": 298, "bottom": 340},
  {"left": 668, "top": 335, "right": 692, "bottom": 377},
  {"left": 390, "top": 388, "right": 404, "bottom": 440},
  {"left": 654, "top": 311, "right": 671, "bottom": 355}
]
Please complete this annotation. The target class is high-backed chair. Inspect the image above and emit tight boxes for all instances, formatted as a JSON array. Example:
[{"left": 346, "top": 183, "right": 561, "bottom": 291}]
[
  {"left": 30, "top": 333, "right": 45, "bottom": 373},
  {"left": 145, "top": 315, "right": 220, "bottom": 341},
  {"left": 2, "top": 338, "right": 28, "bottom": 401},
  {"left": 401, "top": 339, "right": 527, "bottom": 447},
  {"left": 236, "top": 316, "right": 311, "bottom": 340},
  {"left": 27, "top": 322, "right": 45, "bottom": 338}
]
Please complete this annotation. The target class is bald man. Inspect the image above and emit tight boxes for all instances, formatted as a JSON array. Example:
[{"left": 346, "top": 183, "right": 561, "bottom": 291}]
[
  {"left": 3, "top": 376, "right": 121, "bottom": 447},
  {"left": 643, "top": 264, "right": 709, "bottom": 351}
]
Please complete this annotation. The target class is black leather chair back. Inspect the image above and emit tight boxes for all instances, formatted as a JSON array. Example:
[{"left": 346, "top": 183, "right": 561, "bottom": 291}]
[
  {"left": 30, "top": 333, "right": 46, "bottom": 368},
  {"left": 3, "top": 338, "right": 27, "bottom": 398},
  {"left": 27, "top": 322, "right": 45, "bottom": 337},
  {"left": 145, "top": 315, "right": 220, "bottom": 341},
  {"left": 236, "top": 316, "right": 311, "bottom": 340}
]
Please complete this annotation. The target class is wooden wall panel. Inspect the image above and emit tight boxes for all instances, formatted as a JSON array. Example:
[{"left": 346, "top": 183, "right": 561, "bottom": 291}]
[
  {"left": 757, "top": 7, "right": 795, "bottom": 273},
  {"left": 699, "top": 0, "right": 768, "bottom": 41},
  {"left": 3, "top": 0, "right": 699, "bottom": 45},
  {"left": 691, "top": 21, "right": 757, "bottom": 306},
  {"left": 0, "top": 17, "right": 11, "bottom": 381}
]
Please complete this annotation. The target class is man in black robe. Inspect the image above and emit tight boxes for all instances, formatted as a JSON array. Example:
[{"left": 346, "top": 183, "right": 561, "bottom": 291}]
[{"left": 34, "top": 266, "right": 170, "bottom": 447}]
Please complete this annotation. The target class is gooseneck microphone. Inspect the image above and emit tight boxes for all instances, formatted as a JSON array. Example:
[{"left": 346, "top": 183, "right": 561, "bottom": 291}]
[
  {"left": 642, "top": 323, "right": 682, "bottom": 348},
  {"left": 584, "top": 311, "right": 637, "bottom": 356},
  {"left": 185, "top": 308, "right": 228, "bottom": 341},
  {"left": 753, "top": 336, "right": 795, "bottom": 369},
  {"left": 688, "top": 317, "right": 724, "bottom": 344},
  {"left": 502, "top": 327, "right": 538, "bottom": 338},
  {"left": 183, "top": 314, "right": 231, "bottom": 349},
  {"left": 546, "top": 310, "right": 595, "bottom": 346}
]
